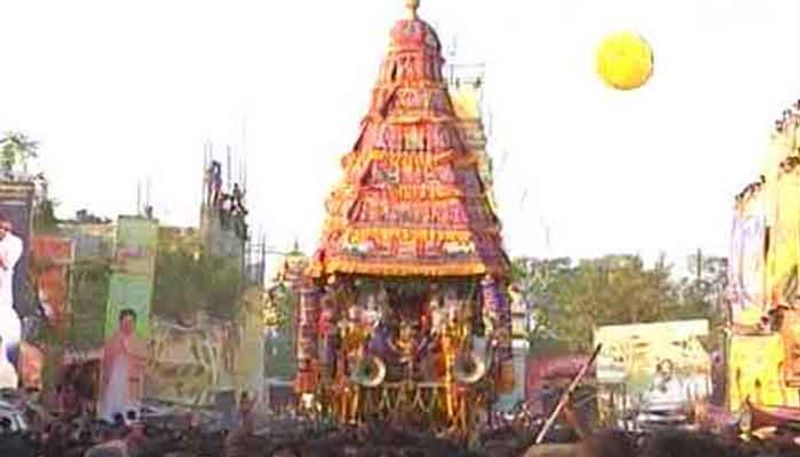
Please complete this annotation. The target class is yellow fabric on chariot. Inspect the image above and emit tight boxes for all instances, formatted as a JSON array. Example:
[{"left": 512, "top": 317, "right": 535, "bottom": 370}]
[
  {"left": 312, "top": 256, "right": 501, "bottom": 278},
  {"left": 767, "top": 168, "right": 800, "bottom": 304}
]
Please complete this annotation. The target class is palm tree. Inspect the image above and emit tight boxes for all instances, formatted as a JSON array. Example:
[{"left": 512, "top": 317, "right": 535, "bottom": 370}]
[{"left": 0, "top": 131, "right": 38, "bottom": 178}]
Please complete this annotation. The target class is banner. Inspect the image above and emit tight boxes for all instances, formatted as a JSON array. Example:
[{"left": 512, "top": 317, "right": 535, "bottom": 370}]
[
  {"left": 0, "top": 182, "right": 34, "bottom": 315},
  {"left": 0, "top": 182, "right": 34, "bottom": 367},
  {"left": 728, "top": 205, "right": 745, "bottom": 319},
  {"left": 767, "top": 169, "right": 800, "bottom": 306},
  {"left": 728, "top": 334, "right": 798, "bottom": 411},
  {"left": 105, "top": 275, "right": 154, "bottom": 338},
  {"left": 104, "top": 216, "right": 158, "bottom": 338},
  {"left": 98, "top": 217, "right": 157, "bottom": 418},
  {"left": 145, "top": 318, "right": 230, "bottom": 406},
  {"left": 595, "top": 320, "right": 711, "bottom": 411},
  {"left": 31, "top": 236, "right": 74, "bottom": 326},
  {"left": 31, "top": 235, "right": 74, "bottom": 265},
  {"left": 19, "top": 342, "right": 43, "bottom": 390},
  {"left": 737, "top": 192, "right": 768, "bottom": 321},
  {"left": 113, "top": 216, "right": 158, "bottom": 278}
]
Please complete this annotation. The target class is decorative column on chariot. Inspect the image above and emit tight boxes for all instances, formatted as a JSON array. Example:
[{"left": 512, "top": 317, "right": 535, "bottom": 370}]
[
  {"left": 481, "top": 275, "right": 514, "bottom": 393},
  {"left": 296, "top": 285, "right": 321, "bottom": 394},
  {"left": 317, "top": 303, "right": 337, "bottom": 382}
]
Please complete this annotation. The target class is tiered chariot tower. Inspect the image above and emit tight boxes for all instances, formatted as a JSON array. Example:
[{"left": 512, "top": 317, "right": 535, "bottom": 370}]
[{"left": 296, "top": 0, "right": 514, "bottom": 434}]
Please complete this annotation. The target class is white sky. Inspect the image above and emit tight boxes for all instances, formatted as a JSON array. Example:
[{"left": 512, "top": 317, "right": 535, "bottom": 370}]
[{"left": 1, "top": 0, "right": 799, "bottom": 269}]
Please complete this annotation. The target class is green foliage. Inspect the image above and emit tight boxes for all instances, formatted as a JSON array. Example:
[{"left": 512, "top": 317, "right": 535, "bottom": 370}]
[
  {"left": 264, "top": 284, "right": 298, "bottom": 380},
  {"left": 33, "top": 198, "right": 59, "bottom": 233},
  {"left": 0, "top": 131, "right": 38, "bottom": 175},
  {"left": 152, "top": 250, "right": 243, "bottom": 319},
  {"left": 66, "top": 259, "right": 113, "bottom": 349},
  {"left": 512, "top": 253, "right": 728, "bottom": 354}
]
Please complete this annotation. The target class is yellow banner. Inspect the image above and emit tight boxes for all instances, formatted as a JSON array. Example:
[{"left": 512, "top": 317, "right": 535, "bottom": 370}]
[
  {"left": 728, "top": 334, "right": 799, "bottom": 412},
  {"left": 767, "top": 168, "right": 800, "bottom": 305}
]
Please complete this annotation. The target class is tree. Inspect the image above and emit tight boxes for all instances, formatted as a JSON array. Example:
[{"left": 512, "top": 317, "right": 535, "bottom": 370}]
[
  {"left": 512, "top": 254, "right": 720, "bottom": 353},
  {"left": 678, "top": 251, "right": 729, "bottom": 321},
  {"left": 264, "top": 284, "right": 298, "bottom": 379},
  {"left": 0, "top": 131, "right": 38, "bottom": 177},
  {"left": 33, "top": 198, "right": 59, "bottom": 233},
  {"left": 66, "top": 259, "right": 113, "bottom": 349},
  {"left": 151, "top": 250, "right": 243, "bottom": 319},
  {"left": 511, "top": 257, "right": 573, "bottom": 351}
]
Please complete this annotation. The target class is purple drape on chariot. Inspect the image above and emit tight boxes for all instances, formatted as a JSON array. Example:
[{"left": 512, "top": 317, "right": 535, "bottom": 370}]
[{"left": 367, "top": 324, "right": 393, "bottom": 358}]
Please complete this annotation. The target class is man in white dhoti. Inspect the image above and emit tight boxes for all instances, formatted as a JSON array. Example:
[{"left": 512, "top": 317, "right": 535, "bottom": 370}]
[
  {"left": 99, "top": 309, "right": 147, "bottom": 422},
  {"left": 0, "top": 217, "right": 23, "bottom": 368}
]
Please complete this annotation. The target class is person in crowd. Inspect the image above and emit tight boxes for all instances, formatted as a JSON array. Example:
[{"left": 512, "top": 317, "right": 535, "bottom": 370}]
[
  {"left": 239, "top": 391, "right": 255, "bottom": 430},
  {"left": 60, "top": 383, "right": 80, "bottom": 419},
  {"left": 232, "top": 183, "right": 246, "bottom": 214},
  {"left": 0, "top": 416, "right": 35, "bottom": 457},
  {"left": 640, "top": 430, "right": 729, "bottom": 457},
  {"left": 84, "top": 427, "right": 130, "bottom": 457}
]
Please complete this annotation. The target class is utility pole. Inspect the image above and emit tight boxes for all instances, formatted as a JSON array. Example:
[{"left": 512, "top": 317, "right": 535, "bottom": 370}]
[
  {"left": 136, "top": 180, "right": 141, "bottom": 215},
  {"left": 696, "top": 248, "right": 703, "bottom": 282}
]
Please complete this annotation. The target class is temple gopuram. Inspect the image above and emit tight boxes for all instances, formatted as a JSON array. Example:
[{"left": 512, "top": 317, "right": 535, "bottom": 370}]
[{"left": 296, "top": 0, "right": 513, "bottom": 435}]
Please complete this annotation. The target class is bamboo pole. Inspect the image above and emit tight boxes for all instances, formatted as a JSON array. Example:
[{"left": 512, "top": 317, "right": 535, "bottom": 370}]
[{"left": 534, "top": 344, "right": 602, "bottom": 445}]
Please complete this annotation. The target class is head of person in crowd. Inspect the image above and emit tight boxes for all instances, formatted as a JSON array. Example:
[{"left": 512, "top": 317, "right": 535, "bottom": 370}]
[
  {"left": 640, "top": 430, "right": 728, "bottom": 457},
  {"left": 579, "top": 429, "right": 636, "bottom": 457}
]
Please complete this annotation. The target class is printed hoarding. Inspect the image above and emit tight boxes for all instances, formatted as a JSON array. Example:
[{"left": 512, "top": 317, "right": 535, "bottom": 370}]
[
  {"left": 104, "top": 275, "right": 154, "bottom": 338},
  {"left": 31, "top": 235, "right": 74, "bottom": 265},
  {"left": 0, "top": 182, "right": 34, "bottom": 367},
  {"left": 594, "top": 320, "right": 712, "bottom": 411},
  {"left": 146, "top": 318, "right": 230, "bottom": 406},
  {"left": 31, "top": 236, "right": 74, "bottom": 325},
  {"left": 19, "top": 342, "right": 43, "bottom": 390},
  {"left": 0, "top": 182, "right": 34, "bottom": 316},
  {"left": 114, "top": 216, "right": 158, "bottom": 277},
  {"left": 104, "top": 216, "right": 158, "bottom": 338}
]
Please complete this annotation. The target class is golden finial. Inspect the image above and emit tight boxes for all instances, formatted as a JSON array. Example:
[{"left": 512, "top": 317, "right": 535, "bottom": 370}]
[{"left": 406, "top": 0, "right": 420, "bottom": 19}]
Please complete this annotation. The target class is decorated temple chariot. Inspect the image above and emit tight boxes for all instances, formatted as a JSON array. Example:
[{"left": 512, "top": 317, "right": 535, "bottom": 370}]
[{"left": 293, "top": 0, "right": 515, "bottom": 435}]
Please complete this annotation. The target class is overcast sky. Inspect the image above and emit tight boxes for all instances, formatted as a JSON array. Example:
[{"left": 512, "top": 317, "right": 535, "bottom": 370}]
[{"left": 1, "top": 0, "right": 799, "bottom": 269}]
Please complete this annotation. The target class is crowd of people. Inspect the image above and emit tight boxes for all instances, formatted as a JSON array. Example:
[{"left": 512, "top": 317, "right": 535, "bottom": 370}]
[
  {"left": 5, "top": 378, "right": 800, "bottom": 456},
  {"left": 207, "top": 160, "right": 249, "bottom": 237}
]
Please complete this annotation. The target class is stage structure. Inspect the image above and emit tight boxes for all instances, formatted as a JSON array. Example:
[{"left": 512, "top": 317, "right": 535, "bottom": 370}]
[{"left": 296, "top": 0, "right": 513, "bottom": 435}]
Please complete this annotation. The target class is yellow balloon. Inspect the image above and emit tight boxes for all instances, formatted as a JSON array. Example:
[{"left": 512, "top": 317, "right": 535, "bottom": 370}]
[{"left": 597, "top": 31, "right": 654, "bottom": 90}]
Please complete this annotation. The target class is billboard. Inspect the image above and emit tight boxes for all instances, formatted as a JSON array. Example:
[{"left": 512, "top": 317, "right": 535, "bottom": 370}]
[
  {"left": 594, "top": 320, "right": 712, "bottom": 411},
  {"left": 104, "top": 216, "right": 158, "bottom": 338},
  {"left": 0, "top": 182, "right": 34, "bottom": 316}
]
